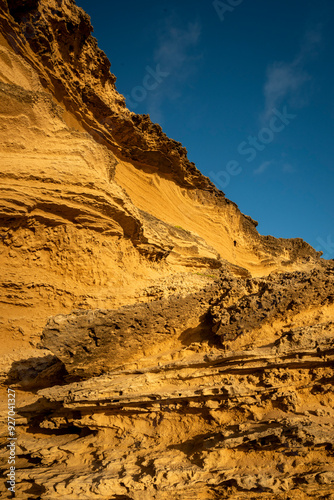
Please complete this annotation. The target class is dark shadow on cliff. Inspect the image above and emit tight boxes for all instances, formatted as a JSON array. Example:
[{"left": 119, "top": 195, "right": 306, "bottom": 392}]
[
  {"left": 178, "top": 312, "right": 222, "bottom": 348},
  {"left": 5, "top": 354, "right": 68, "bottom": 390}
]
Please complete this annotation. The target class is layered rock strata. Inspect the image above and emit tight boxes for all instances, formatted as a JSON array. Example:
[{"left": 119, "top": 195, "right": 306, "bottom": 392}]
[
  {"left": 4, "top": 262, "right": 334, "bottom": 499},
  {"left": 0, "top": 1, "right": 333, "bottom": 499}
]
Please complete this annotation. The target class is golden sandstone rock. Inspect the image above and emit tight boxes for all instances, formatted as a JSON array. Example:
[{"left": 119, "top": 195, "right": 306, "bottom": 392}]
[{"left": 0, "top": 1, "right": 333, "bottom": 499}]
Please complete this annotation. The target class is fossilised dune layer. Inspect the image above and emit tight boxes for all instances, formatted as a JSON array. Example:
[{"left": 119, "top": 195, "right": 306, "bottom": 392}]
[
  {"left": 6, "top": 262, "right": 334, "bottom": 499},
  {"left": 0, "top": 0, "right": 320, "bottom": 273},
  {"left": 0, "top": 0, "right": 333, "bottom": 499},
  {"left": 0, "top": 0, "right": 321, "bottom": 351}
]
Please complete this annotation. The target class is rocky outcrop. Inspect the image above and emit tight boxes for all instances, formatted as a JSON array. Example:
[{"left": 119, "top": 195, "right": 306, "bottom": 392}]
[
  {"left": 0, "top": 1, "right": 333, "bottom": 499},
  {"left": 41, "top": 285, "right": 217, "bottom": 379},
  {"left": 1, "top": 0, "right": 212, "bottom": 190},
  {"left": 0, "top": 82, "right": 141, "bottom": 238},
  {"left": 211, "top": 263, "right": 334, "bottom": 345},
  {"left": 0, "top": 0, "right": 320, "bottom": 273},
  {"left": 3, "top": 262, "right": 334, "bottom": 499}
]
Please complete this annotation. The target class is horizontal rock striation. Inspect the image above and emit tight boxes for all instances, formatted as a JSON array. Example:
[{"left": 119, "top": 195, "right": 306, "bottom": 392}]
[
  {"left": 1, "top": 262, "right": 331, "bottom": 499},
  {"left": 0, "top": 1, "right": 333, "bottom": 499},
  {"left": 1, "top": 0, "right": 214, "bottom": 190},
  {"left": 41, "top": 285, "right": 218, "bottom": 379},
  {"left": 0, "top": 0, "right": 321, "bottom": 274}
]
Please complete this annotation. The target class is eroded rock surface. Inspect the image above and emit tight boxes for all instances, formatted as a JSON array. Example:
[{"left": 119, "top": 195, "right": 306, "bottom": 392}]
[
  {"left": 1, "top": 263, "right": 332, "bottom": 499},
  {"left": 0, "top": 1, "right": 333, "bottom": 499}
]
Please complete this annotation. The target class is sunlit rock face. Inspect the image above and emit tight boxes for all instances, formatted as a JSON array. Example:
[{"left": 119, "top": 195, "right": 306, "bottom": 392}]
[{"left": 0, "top": 1, "right": 333, "bottom": 499}]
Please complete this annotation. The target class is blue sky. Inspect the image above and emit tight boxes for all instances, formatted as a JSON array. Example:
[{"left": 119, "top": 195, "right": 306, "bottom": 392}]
[{"left": 76, "top": 0, "right": 334, "bottom": 259}]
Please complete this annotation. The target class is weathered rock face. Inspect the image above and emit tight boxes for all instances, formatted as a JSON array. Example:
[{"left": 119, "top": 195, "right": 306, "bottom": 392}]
[
  {"left": 211, "top": 263, "right": 334, "bottom": 345},
  {"left": 41, "top": 286, "right": 218, "bottom": 379},
  {"left": 0, "top": 0, "right": 320, "bottom": 273},
  {"left": 0, "top": 1, "right": 333, "bottom": 499},
  {"left": 7, "top": 262, "right": 334, "bottom": 500}
]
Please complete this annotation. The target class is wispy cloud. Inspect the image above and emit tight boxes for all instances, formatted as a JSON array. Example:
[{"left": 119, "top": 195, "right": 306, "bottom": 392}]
[
  {"left": 147, "top": 18, "right": 202, "bottom": 122},
  {"left": 263, "top": 62, "right": 310, "bottom": 120},
  {"left": 262, "top": 26, "right": 323, "bottom": 121},
  {"left": 282, "top": 162, "right": 296, "bottom": 174},
  {"left": 253, "top": 159, "right": 296, "bottom": 176},
  {"left": 253, "top": 160, "right": 273, "bottom": 175},
  {"left": 154, "top": 21, "right": 201, "bottom": 72}
]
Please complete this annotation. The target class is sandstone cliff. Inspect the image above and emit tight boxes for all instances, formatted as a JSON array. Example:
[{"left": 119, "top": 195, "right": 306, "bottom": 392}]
[{"left": 0, "top": 1, "right": 332, "bottom": 499}]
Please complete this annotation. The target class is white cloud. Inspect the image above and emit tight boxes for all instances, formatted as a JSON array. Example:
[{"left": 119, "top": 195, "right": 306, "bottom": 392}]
[
  {"left": 262, "top": 62, "right": 310, "bottom": 120},
  {"left": 253, "top": 159, "right": 297, "bottom": 176},
  {"left": 147, "top": 18, "right": 202, "bottom": 122},
  {"left": 262, "top": 26, "right": 323, "bottom": 121},
  {"left": 282, "top": 162, "right": 296, "bottom": 174},
  {"left": 154, "top": 21, "right": 201, "bottom": 72},
  {"left": 297, "top": 26, "right": 323, "bottom": 63},
  {"left": 253, "top": 160, "right": 272, "bottom": 175}
]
